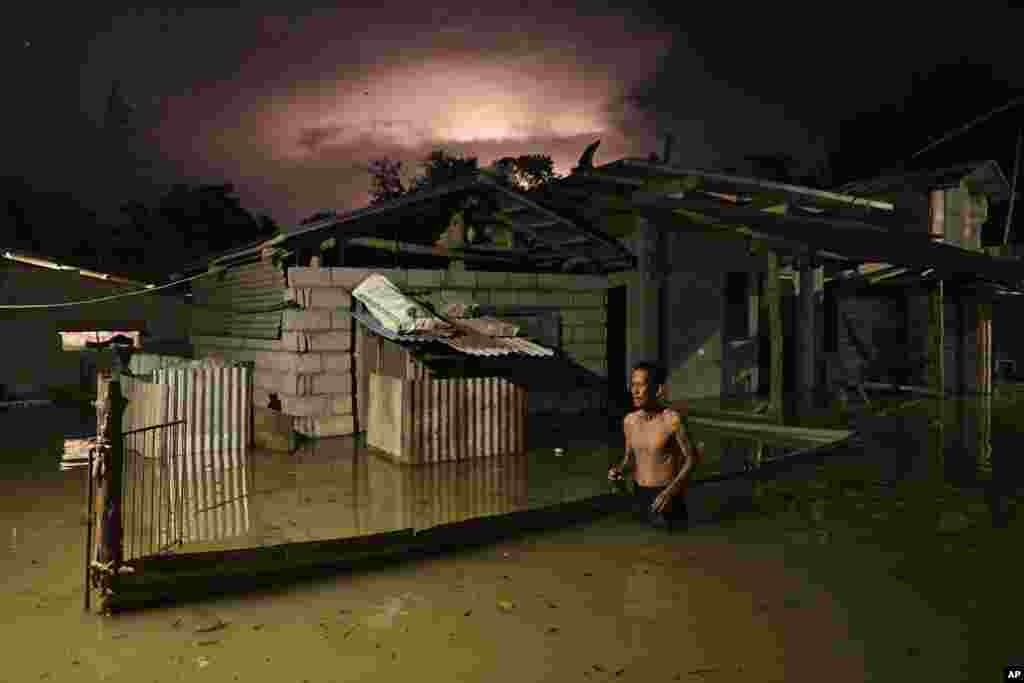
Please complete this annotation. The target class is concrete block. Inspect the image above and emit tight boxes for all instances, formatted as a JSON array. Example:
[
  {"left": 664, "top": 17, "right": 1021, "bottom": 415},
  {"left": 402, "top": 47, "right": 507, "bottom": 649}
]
[
  {"left": 308, "top": 331, "right": 353, "bottom": 352},
  {"left": 280, "top": 394, "right": 329, "bottom": 417},
  {"left": 313, "top": 372, "right": 354, "bottom": 395},
  {"left": 516, "top": 290, "right": 541, "bottom": 306},
  {"left": 283, "top": 331, "right": 352, "bottom": 352},
  {"left": 287, "top": 266, "right": 333, "bottom": 288},
  {"left": 562, "top": 308, "right": 607, "bottom": 325},
  {"left": 444, "top": 269, "right": 477, "bottom": 289},
  {"left": 294, "top": 414, "right": 357, "bottom": 438},
  {"left": 321, "top": 352, "right": 353, "bottom": 374},
  {"left": 575, "top": 325, "right": 606, "bottom": 343},
  {"left": 330, "top": 268, "right": 407, "bottom": 290},
  {"left": 332, "top": 393, "right": 354, "bottom": 415},
  {"left": 331, "top": 311, "right": 353, "bottom": 330},
  {"left": 406, "top": 269, "right": 444, "bottom": 288},
  {"left": 477, "top": 271, "right": 509, "bottom": 288},
  {"left": 281, "top": 332, "right": 308, "bottom": 352},
  {"left": 491, "top": 290, "right": 519, "bottom": 307},
  {"left": 253, "top": 406, "right": 296, "bottom": 452},
  {"left": 253, "top": 386, "right": 272, "bottom": 409},
  {"left": 286, "top": 287, "right": 352, "bottom": 310},
  {"left": 571, "top": 292, "right": 603, "bottom": 307},
  {"left": 507, "top": 272, "right": 538, "bottom": 289},
  {"left": 192, "top": 335, "right": 284, "bottom": 352},
  {"left": 283, "top": 309, "right": 332, "bottom": 331},
  {"left": 547, "top": 291, "right": 573, "bottom": 306},
  {"left": 538, "top": 273, "right": 571, "bottom": 290}
]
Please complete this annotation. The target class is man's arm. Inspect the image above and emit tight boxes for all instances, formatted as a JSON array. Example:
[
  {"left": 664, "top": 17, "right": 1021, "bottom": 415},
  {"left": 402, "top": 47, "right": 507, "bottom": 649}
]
[
  {"left": 615, "top": 416, "right": 634, "bottom": 472},
  {"left": 666, "top": 411, "right": 698, "bottom": 491}
]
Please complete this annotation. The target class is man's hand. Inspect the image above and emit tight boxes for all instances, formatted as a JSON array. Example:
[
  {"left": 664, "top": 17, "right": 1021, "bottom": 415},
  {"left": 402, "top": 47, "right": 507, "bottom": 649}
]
[
  {"left": 651, "top": 483, "right": 682, "bottom": 513},
  {"left": 608, "top": 465, "right": 624, "bottom": 482}
]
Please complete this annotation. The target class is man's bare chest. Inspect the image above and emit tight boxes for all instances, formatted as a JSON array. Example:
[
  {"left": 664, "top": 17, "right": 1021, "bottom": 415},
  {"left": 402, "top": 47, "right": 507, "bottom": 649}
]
[{"left": 628, "top": 414, "right": 678, "bottom": 455}]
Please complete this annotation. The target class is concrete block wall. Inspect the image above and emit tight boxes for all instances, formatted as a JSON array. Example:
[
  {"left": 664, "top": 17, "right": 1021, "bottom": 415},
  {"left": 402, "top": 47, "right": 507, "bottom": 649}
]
[{"left": 194, "top": 265, "right": 613, "bottom": 440}]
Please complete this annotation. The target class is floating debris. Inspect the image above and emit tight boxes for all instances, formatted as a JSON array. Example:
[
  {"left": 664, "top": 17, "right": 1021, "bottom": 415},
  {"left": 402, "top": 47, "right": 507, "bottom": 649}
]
[
  {"left": 545, "top": 626, "right": 560, "bottom": 634},
  {"left": 463, "top": 609, "right": 473, "bottom": 617},
  {"left": 194, "top": 617, "right": 228, "bottom": 634},
  {"left": 195, "top": 639, "right": 220, "bottom": 647},
  {"left": 194, "top": 656, "right": 211, "bottom": 669},
  {"left": 497, "top": 600, "right": 515, "bottom": 612},
  {"left": 688, "top": 665, "right": 721, "bottom": 675}
]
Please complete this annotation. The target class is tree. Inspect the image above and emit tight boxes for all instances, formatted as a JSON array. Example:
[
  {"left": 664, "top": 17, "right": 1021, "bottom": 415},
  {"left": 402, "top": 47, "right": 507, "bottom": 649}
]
[
  {"left": 409, "top": 149, "right": 480, "bottom": 192},
  {"left": 491, "top": 154, "right": 559, "bottom": 191},
  {"left": 367, "top": 159, "right": 406, "bottom": 205}
]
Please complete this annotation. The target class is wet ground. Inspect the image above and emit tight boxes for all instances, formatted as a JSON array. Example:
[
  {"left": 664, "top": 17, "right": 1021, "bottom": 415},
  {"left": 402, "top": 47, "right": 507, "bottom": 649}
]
[{"left": 1, "top": 394, "right": 1021, "bottom": 682}]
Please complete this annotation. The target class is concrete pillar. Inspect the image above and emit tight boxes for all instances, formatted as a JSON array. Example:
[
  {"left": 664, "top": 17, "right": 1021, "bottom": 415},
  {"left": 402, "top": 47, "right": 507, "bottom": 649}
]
[
  {"left": 626, "top": 217, "right": 663, "bottom": 374},
  {"left": 795, "top": 254, "right": 823, "bottom": 405}
]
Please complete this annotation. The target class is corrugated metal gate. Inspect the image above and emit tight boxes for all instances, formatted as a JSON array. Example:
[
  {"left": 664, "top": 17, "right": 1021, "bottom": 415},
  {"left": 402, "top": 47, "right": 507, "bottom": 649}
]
[
  {"left": 191, "top": 259, "right": 286, "bottom": 339},
  {"left": 113, "top": 362, "right": 254, "bottom": 560}
]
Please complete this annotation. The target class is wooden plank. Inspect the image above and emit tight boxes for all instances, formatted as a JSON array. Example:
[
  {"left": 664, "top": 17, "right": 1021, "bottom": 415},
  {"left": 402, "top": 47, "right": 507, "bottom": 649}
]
[
  {"left": 367, "top": 373, "right": 405, "bottom": 460},
  {"left": 688, "top": 416, "right": 851, "bottom": 443},
  {"left": 766, "top": 250, "right": 784, "bottom": 420}
]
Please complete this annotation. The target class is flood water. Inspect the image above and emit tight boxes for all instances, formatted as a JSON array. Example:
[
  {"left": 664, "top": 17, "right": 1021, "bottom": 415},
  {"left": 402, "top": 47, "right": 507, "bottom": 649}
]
[{"left": 1, "top": 393, "right": 1020, "bottom": 682}]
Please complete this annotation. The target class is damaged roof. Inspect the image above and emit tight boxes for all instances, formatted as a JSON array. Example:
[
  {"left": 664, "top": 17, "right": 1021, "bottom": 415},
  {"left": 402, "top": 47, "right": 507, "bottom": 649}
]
[
  {"left": 836, "top": 160, "right": 1013, "bottom": 202},
  {"left": 564, "top": 155, "right": 1024, "bottom": 292},
  {"left": 197, "top": 172, "right": 635, "bottom": 274}
]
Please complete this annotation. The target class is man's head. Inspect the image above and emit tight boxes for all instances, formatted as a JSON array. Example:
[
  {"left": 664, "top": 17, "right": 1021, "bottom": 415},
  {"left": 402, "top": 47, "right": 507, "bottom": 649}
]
[{"left": 630, "top": 361, "right": 666, "bottom": 409}]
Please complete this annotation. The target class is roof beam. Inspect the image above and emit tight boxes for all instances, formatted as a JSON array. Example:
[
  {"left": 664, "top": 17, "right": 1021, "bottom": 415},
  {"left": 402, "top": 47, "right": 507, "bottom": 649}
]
[{"left": 613, "top": 159, "right": 894, "bottom": 210}]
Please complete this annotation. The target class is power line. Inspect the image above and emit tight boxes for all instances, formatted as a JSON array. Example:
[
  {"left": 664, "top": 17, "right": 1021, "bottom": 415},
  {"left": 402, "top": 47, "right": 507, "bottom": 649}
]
[{"left": 0, "top": 269, "right": 216, "bottom": 310}]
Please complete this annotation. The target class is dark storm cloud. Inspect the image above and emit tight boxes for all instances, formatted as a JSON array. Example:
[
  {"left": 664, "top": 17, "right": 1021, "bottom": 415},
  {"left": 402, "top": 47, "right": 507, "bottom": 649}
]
[{"left": 38, "top": 2, "right": 1019, "bottom": 227}]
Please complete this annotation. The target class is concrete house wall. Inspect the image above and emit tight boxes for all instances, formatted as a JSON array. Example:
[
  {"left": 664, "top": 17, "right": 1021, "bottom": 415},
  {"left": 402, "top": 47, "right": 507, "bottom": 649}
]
[{"left": 0, "top": 261, "right": 192, "bottom": 398}]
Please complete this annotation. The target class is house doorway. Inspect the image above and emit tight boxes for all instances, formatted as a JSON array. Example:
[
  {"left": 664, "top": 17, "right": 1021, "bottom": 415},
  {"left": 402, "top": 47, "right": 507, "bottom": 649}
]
[{"left": 606, "top": 285, "right": 627, "bottom": 417}]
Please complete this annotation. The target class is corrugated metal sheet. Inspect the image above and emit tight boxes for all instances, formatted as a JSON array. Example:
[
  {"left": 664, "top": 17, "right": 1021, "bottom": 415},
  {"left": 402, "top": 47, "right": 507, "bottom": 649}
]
[
  {"left": 443, "top": 334, "right": 554, "bottom": 357},
  {"left": 191, "top": 259, "right": 286, "bottom": 339},
  {"left": 366, "top": 344, "right": 527, "bottom": 464},
  {"left": 154, "top": 363, "right": 253, "bottom": 544},
  {"left": 405, "top": 375, "right": 526, "bottom": 464}
]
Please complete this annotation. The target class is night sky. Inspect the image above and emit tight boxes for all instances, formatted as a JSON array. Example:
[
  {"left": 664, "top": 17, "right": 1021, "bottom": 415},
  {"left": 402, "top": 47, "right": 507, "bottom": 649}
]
[{"left": 5, "top": 4, "right": 1024, "bottom": 227}]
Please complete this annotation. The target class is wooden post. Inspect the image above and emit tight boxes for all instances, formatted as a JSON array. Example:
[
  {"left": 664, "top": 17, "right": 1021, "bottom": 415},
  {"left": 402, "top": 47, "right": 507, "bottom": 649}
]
[
  {"left": 766, "top": 250, "right": 784, "bottom": 421},
  {"left": 796, "top": 253, "right": 818, "bottom": 410},
  {"left": 927, "top": 281, "right": 945, "bottom": 476},
  {"left": 977, "top": 301, "right": 992, "bottom": 395},
  {"left": 927, "top": 281, "right": 945, "bottom": 395},
  {"left": 94, "top": 372, "right": 126, "bottom": 612}
]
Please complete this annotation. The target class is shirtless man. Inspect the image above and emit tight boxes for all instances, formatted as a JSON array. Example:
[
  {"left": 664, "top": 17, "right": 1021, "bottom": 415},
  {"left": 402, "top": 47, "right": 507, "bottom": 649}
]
[{"left": 608, "top": 362, "right": 699, "bottom": 530}]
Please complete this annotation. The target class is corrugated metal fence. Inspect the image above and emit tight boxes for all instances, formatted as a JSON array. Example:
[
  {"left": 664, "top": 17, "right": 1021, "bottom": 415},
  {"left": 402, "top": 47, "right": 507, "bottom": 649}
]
[{"left": 115, "top": 362, "right": 253, "bottom": 560}]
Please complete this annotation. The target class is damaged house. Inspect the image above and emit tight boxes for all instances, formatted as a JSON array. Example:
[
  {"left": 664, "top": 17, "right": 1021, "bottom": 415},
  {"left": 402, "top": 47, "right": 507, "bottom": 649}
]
[{"left": 171, "top": 142, "right": 1024, "bottom": 450}]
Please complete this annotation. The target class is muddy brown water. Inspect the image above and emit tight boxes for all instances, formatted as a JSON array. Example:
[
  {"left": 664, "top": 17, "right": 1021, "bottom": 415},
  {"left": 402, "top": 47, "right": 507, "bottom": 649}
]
[{"left": 1, "top": 401, "right": 1020, "bottom": 682}]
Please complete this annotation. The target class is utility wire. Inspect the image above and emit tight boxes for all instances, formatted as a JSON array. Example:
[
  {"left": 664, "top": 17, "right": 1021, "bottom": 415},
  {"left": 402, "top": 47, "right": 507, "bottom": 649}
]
[{"left": 0, "top": 268, "right": 218, "bottom": 310}]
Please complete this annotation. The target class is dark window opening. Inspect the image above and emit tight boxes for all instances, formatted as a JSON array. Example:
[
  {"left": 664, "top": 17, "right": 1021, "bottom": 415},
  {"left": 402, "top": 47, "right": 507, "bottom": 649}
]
[{"left": 724, "top": 272, "right": 751, "bottom": 339}]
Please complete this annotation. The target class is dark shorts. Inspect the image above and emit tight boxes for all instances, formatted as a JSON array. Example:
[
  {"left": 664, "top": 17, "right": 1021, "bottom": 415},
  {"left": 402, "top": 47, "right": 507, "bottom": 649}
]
[{"left": 633, "top": 484, "right": 689, "bottom": 531}]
